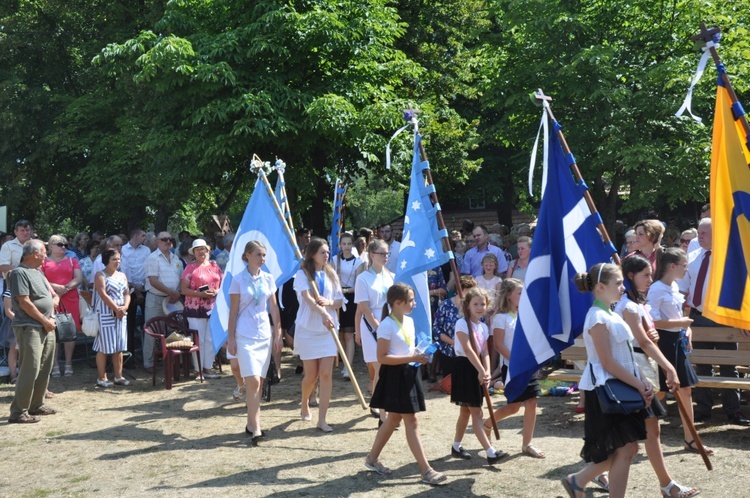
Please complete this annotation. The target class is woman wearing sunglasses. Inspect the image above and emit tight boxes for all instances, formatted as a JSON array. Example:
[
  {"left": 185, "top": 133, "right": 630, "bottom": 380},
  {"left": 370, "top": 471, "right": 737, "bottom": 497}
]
[{"left": 42, "top": 235, "right": 83, "bottom": 377}]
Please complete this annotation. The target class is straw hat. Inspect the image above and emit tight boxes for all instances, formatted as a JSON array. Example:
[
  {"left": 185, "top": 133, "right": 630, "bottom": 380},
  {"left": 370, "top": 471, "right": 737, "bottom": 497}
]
[{"left": 188, "top": 238, "right": 210, "bottom": 255}]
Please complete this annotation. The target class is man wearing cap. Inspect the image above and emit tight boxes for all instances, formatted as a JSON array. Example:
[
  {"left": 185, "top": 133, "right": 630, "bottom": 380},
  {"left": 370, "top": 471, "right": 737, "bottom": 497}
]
[
  {"left": 8, "top": 240, "right": 58, "bottom": 423},
  {"left": 143, "top": 232, "right": 183, "bottom": 373},
  {"left": 121, "top": 228, "right": 151, "bottom": 354},
  {"left": 0, "top": 220, "right": 33, "bottom": 280}
]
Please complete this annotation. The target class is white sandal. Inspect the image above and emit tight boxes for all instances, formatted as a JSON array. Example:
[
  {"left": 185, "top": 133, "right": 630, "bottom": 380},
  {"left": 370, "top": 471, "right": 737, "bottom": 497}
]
[{"left": 660, "top": 480, "right": 700, "bottom": 497}]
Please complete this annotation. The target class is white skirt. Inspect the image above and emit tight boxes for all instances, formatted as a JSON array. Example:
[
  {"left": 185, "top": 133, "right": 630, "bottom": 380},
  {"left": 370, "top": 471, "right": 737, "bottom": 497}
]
[
  {"left": 295, "top": 325, "right": 337, "bottom": 360},
  {"left": 236, "top": 336, "right": 272, "bottom": 378},
  {"left": 360, "top": 317, "right": 378, "bottom": 364}
]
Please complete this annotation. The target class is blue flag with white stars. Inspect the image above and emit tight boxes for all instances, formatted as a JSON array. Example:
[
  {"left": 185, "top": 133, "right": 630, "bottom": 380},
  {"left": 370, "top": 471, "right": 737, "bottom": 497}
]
[{"left": 394, "top": 133, "right": 452, "bottom": 345}]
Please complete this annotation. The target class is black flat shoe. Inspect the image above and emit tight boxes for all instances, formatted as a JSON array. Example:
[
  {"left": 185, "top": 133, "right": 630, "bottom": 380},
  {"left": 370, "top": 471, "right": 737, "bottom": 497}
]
[
  {"left": 487, "top": 450, "right": 509, "bottom": 465},
  {"left": 451, "top": 446, "right": 471, "bottom": 459}
]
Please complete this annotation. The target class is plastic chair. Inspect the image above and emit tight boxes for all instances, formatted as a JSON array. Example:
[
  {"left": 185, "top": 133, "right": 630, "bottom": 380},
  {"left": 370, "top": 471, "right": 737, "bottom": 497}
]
[
  {"left": 167, "top": 310, "right": 222, "bottom": 373},
  {"left": 144, "top": 316, "right": 204, "bottom": 389}
]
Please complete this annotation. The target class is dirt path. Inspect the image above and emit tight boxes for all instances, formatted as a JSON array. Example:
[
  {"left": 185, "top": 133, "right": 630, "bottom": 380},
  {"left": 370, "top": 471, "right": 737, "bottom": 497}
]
[{"left": 2, "top": 351, "right": 748, "bottom": 497}]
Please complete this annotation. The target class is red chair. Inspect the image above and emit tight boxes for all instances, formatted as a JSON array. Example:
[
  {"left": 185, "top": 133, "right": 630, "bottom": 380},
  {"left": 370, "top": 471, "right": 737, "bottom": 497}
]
[
  {"left": 144, "top": 316, "right": 204, "bottom": 389},
  {"left": 167, "top": 310, "right": 222, "bottom": 373}
]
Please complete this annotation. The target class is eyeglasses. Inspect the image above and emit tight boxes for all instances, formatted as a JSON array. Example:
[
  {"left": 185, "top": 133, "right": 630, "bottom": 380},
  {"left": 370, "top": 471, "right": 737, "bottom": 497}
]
[
  {"left": 371, "top": 252, "right": 390, "bottom": 257},
  {"left": 159, "top": 237, "right": 174, "bottom": 243},
  {"left": 679, "top": 238, "right": 693, "bottom": 244},
  {"left": 55, "top": 243, "right": 68, "bottom": 248}
]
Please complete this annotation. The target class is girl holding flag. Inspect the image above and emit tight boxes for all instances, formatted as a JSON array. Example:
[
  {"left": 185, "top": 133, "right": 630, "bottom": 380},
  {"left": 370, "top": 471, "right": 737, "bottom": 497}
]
[
  {"left": 364, "top": 283, "right": 447, "bottom": 485},
  {"left": 227, "top": 241, "right": 282, "bottom": 441},
  {"left": 294, "top": 237, "right": 344, "bottom": 432}
]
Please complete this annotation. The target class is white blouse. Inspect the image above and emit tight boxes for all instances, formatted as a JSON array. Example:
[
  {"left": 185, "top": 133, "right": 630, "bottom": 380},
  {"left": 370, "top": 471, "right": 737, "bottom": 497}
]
[
  {"left": 454, "top": 318, "right": 489, "bottom": 357},
  {"left": 377, "top": 315, "right": 415, "bottom": 357},
  {"left": 646, "top": 280, "right": 684, "bottom": 332},
  {"left": 293, "top": 268, "right": 344, "bottom": 333},
  {"left": 578, "top": 307, "right": 641, "bottom": 391},
  {"left": 614, "top": 295, "right": 654, "bottom": 349},
  {"left": 491, "top": 312, "right": 516, "bottom": 366}
]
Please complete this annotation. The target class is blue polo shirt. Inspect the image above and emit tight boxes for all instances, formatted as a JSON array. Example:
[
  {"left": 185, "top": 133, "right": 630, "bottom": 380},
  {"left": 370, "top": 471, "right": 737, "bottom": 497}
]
[{"left": 460, "top": 244, "right": 508, "bottom": 277}]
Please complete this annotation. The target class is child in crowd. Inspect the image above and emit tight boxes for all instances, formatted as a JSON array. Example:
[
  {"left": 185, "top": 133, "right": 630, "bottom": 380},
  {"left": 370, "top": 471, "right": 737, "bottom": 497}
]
[
  {"left": 484, "top": 278, "right": 545, "bottom": 459},
  {"left": 364, "top": 283, "right": 447, "bottom": 485},
  {"left": 450, "top": 287, "right": 508, "bottom": 465},
  {"left": 476, "top": 254, "right": 502, "bottom": 305}
]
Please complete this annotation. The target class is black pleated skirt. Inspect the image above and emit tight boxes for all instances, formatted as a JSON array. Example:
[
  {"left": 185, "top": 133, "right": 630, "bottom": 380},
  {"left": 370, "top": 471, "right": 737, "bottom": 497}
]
[
  {"left": 450, "top": 356, "right": 483, "bottom": 407},
  {"left": 581, "top": 389, "right": 648, "bottom": 464},
  {"left": 657, "top": 329, "right": 699, "bottom": 391},
  {"left": 502, "top": 365, "right": 541, "bottom": 403},
  {"left": 370, "top": 364, "right": 425, "bottom": 414}
]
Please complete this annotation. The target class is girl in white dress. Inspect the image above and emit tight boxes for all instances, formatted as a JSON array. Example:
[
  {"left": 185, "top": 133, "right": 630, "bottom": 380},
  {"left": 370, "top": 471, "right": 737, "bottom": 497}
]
[
  {"left": 354, "top": 239, "right": 394, "bottom": 422},
  {"left": 294, "top": 237, "right": 343, "bottom": 432},
  {"left": 227, "top": 241, "right": 282, "bottom": 441}
]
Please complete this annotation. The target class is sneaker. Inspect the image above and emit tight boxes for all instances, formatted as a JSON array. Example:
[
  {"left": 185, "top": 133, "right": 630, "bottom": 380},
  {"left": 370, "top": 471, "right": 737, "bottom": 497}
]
[
  {"left": 96, "top": 378, "right": 113, "bottom": 388},
  {"left": 203, "top": 372, "right": 221, "bottom": 380},
  {"left": 342, "top": 369, "right": 350, "bottom": 380},
  {"left": 114, "top": 377, "right": 131, "bottom": 386}
]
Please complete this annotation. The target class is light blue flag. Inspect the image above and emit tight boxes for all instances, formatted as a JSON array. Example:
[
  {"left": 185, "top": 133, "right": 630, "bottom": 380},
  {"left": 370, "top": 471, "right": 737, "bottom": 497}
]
[
  {"left": 505, "top": 119, "right": 616, "bottom": 402},
  {"left": 274, "top": 172, "right": 293, "bottom": 231},
  {"left": 210, "top": 175, "right": 302, "bottom": 349},
  {"left": 394, "top": 133, "right": 452, "bottom": 345},
  {"left": 329, "top": 179, "right": 346, "bottom": 260}
]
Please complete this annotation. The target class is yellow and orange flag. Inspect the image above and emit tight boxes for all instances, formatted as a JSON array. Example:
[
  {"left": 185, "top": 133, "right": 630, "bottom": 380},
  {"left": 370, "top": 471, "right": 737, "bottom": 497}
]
[{"left": 704, "top": 83, "right": 750, "bottom": 329}]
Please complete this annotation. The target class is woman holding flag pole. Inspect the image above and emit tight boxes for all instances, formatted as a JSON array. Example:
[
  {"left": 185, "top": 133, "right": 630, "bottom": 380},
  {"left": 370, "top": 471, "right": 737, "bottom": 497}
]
[{"left": 294, "top": 237, "right": 344, "bottom": 432}]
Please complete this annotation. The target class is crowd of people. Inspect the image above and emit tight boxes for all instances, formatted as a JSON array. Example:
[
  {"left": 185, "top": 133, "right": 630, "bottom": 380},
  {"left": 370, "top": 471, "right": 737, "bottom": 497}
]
[{"left": 0, "top": 207, "right": 745, "bottom": 494}]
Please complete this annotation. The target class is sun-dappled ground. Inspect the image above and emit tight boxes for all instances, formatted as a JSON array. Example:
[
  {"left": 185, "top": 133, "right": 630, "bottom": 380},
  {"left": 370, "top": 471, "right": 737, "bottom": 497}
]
[{"left": 2, "top": 349, "right": 749, "bottom": 497}]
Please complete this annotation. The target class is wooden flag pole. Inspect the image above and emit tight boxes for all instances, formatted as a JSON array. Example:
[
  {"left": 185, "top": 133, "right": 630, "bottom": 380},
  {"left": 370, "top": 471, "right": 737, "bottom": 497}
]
[
  {"left": 531, "top": 94, "right": 712, "bottom": 469},
  {"left": 305, "top": 274, "right": 368, "bottom": 410},
  {"left": 533, "top": 90, "right": 621, "bottom": 266},
  {"left": 252, "top": 156, "right": 366, "bottom": 409},
  {"left": 406, "top": 111, "right": 500, "bottom": 440}
]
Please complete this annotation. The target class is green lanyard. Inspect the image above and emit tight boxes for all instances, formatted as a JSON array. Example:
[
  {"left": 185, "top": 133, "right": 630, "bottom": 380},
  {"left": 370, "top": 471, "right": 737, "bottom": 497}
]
[{"left": 390, "top": 314, "right": 413, "bottom": 347}]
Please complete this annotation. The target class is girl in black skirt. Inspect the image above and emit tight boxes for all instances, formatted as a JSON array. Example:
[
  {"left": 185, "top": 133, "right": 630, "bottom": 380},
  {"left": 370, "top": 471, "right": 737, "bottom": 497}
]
[
  {"left": 450, "top": 287, "right": 507, "bottom": 465},
  {"left": 563, "top": 263, "right": 653, "bottom": 498},
  {"left": 617, "top": 255, "right": 699, "bottom": 497},
  {"left": 364, "top": 283, "right": 447, "bottom": 485},
  {"left": 483, "top": 278, "right": 545, "bottom": 459},
  {"left": 646, "top": 248, "right": 711, "bottom": 456}
]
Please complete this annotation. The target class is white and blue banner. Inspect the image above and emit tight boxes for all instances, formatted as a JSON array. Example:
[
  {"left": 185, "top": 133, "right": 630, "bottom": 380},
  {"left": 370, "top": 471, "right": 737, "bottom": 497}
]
[
  {"left": 505, "top": 119, "right": 616, "bottom": 401},
  {"left": 394, "top": 133, "right": 452, "bottom": 345},
  {"left": 210, "top": 175, "right": 302, "bottom": 349}
]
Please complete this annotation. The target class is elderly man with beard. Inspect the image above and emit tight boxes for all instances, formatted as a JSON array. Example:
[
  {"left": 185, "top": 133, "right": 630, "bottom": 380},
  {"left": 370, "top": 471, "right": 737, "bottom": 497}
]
[{"left": 8, "top": 240, "right": 58, "bottom": 423}]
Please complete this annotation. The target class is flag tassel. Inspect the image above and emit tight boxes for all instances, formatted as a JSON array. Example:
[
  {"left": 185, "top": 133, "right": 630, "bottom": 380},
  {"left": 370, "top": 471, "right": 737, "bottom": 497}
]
[{"left": 692, "top": 23, "right": 750, "bottom": 163}]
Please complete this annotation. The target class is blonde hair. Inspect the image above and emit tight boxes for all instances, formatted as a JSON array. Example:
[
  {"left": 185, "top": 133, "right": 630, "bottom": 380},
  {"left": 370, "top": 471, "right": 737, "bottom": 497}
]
[
  {"left": 496, "top": 278, "right": 523, "bottom": 313},
  {"left": 461, "top": 287, "right": 490, "bottom": 320}
]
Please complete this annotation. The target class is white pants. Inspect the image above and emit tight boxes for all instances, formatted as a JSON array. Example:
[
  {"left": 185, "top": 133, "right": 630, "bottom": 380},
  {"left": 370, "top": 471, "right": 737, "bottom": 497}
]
[{"left": 188, "top": 317, "right": 214, "bottom": 371}]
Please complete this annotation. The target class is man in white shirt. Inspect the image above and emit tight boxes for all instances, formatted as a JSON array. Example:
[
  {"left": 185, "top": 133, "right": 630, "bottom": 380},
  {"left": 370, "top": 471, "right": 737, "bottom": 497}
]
[
  {"left": 379, "top": 224, "right": 401, "bottom": 274},
  {"left": 0, "top": 220, "right": 33, "bottom": 280},
  {"left": 143, "top": 232, "right": 183, "bottom": 372},
  {"left": 121, "top": 228, "right": 151, "bottom": 353},
  {"left": 679, "top": 218, "right": 749, "bottom": 425}
]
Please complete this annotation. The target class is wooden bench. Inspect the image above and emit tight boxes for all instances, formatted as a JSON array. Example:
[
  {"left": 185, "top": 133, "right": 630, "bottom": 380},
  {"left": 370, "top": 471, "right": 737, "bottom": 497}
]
[{"left": 547, "top": 327, "right": 750, "bottom": 390}]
